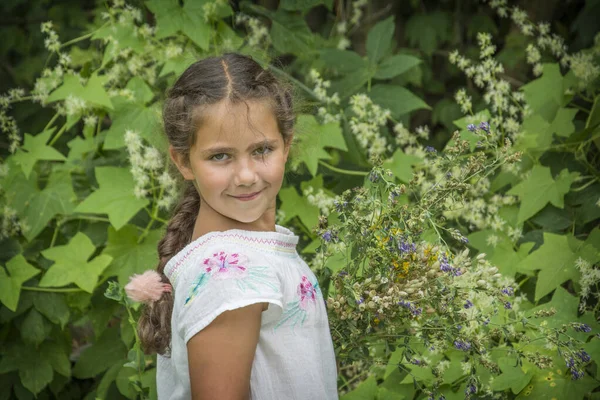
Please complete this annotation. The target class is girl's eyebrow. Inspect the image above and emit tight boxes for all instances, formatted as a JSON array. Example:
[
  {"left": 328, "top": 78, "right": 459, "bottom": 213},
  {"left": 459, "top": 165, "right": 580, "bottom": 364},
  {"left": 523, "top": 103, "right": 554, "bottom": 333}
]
[{"left": 200, "top": 139, "right": 279, "bottom": 156}]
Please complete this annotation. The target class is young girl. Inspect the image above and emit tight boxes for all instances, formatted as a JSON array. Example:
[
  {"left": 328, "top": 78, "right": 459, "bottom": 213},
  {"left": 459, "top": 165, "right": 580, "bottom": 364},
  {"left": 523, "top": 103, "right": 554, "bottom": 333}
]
[{"left": 125, "top": 53, "right": 339, "bottom": 399}]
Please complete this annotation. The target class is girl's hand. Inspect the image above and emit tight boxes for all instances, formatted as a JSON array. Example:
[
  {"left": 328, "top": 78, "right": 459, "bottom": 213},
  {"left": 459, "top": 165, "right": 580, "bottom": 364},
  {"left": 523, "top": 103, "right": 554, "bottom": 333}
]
[{"left": 187, "top": 302, "right": 266, "bottom": 400}]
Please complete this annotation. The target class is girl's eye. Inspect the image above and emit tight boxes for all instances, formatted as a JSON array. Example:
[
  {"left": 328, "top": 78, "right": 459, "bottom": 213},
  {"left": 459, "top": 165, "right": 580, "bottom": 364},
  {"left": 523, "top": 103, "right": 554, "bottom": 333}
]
[
  {"left": 254, "top": 146, "right": 273, "bottom": 155},
  {"left": 210, "top": 153, "right": 229, "bottom": 161}
]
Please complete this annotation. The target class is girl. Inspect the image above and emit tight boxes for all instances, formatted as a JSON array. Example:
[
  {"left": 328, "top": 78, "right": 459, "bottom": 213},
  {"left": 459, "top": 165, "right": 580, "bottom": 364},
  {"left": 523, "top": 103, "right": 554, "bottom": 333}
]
[{"left": 125, "top": 53, "right": 339, "bottom": 399}]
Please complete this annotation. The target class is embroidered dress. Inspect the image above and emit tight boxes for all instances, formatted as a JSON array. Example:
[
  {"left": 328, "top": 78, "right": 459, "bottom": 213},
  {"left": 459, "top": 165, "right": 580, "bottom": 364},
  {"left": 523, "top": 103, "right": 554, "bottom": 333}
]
[{"left": 156, "top": 225, "right": 338, "bottom": 400}]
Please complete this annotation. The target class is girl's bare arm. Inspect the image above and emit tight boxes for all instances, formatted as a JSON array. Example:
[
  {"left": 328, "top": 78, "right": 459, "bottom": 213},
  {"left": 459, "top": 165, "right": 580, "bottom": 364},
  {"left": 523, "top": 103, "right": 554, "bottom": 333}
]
[{"left": 186, "top": 302, "right": 266, "bottom": 400}]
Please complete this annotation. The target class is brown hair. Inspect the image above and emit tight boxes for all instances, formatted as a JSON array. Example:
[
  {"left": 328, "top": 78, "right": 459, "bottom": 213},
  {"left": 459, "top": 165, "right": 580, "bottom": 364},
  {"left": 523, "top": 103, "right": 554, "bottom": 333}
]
[{"left": 137, "top": 53, "right": 296, "bottom": 355}]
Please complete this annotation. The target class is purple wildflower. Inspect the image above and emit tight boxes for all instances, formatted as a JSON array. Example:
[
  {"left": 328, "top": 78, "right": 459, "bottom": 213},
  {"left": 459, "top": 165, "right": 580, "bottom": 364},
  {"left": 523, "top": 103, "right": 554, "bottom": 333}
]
[
  {"left": 573, "top": 323, "right": 592, "bottom": 333},
  {"left": 467, "top": 124, "right": 477, "bottom": 132},
  {"left": 504, "top": 301, "right": 512, "bottom": 310},
  {"left": 425, "top": 146, "right": 437, "bottom": 153},
  {"left": 502, "top": 287, "right": 514, "bottom": 296},
  {"left": 464, "top": 300, "right": 473, "bottom": 309},
  {"left": 479, "top": 121, "right": 490, "bottom": 133},
  {"left": 571, "top": 369, "right": 584, "bottom": 380},
  {"left": 454, "top": 339, "right": 471, "bottom": 351},
  {"left": 356, "top": 298, "right": 364, "bottom": 305},
  {"left": 322, "top": 231, "right": 332, "bottom": 242},
  {"left": 465, "top": 383, "right": 477, "bottom": 395},
  {"left": 576, "top": 350, "right": 591, "bottom": 363}
]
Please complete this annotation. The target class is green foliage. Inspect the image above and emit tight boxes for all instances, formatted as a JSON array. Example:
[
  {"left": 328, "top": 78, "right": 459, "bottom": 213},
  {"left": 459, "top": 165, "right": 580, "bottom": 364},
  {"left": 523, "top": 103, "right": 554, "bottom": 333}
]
[{"left": 0, "top": 0, "right": 599, "bottom": 399}]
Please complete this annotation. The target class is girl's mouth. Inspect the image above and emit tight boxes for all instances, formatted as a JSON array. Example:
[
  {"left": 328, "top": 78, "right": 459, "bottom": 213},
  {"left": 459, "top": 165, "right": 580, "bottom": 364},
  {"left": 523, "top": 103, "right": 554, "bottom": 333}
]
[{"left": 231, "top": 190, "right": 262, "bottom": 201}]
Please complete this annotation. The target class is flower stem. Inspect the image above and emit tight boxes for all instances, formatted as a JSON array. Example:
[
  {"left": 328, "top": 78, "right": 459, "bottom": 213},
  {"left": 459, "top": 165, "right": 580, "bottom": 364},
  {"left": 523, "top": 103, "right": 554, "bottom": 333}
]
[
  {"left": 22, "top": 286, "right": 84, "bottom": 293},
  {"left": 319, "top": 160, "right": 368, "bottom": 176}
]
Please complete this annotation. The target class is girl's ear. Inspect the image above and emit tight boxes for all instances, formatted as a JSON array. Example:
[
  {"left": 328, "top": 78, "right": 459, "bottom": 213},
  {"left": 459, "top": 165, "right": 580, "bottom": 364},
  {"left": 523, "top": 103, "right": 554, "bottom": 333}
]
[{"left": 169, "top": 145, "right": 195, "bottom": 181}]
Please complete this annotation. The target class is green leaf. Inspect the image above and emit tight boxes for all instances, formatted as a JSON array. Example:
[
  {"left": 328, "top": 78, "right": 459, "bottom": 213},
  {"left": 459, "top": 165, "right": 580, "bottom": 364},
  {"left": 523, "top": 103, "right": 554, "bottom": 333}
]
[
  {"left": 340, "top": 375, "right": 377, "bottom": 400},
  {"left": 374, "top": 54, "right": 422, "bottom": 80},
  {"left": 104, "top": 100, "right": 163, "bottom": 150},
  {"left": 320, "top": 49, "right": 368, "bottom": 74},
  {"left": 21, "top": 308, "right": 49, "bottom": 347},
  {"left": 66, "top": 135, "right": 97, "bottom": 162},
  {"left": 405, "top": 12, "right": 451, "bottom": 56},
  {"left": 269, "top": 10, "right": 315, "bottom": 56},
  {"left": 181, "top": 1, "right": 211, "bottom": 50},
  {"left": 366, "top": 16, "right": 395, "bottom": 64},
  {"left": 102, "top": 225, "right": 162, "bottom": 286},
  {"left": 514, "top": 114, "right": 553, "bottom": 156},
  {"left": 73, "top": 327, "right": 127, "bottom": 379},
  {"left": 280, "top": 0, "right": 332, "bottom": 11},
  {"left": 507, "top": 166, "right": 579, "bottom": 224},
  {"left": 384, "top": 148, "right": 422, "bottom": 183},
  {"left": 75, "top": 167, "right": 150, "bottom": 230},
  {"left": 293, "top": 115, "right": 347, "bottom": 176},
  {"left": 32, "top": 292, "right": 70, "bottom": 328},
  {"left": 40, "top": 342, "right": 71, "bottom": 378},
  {"left": 491, "top": 357, "right": 533, "bottom": 393},
  {"left": 19, "top": 350, "right": 53, "bottom": 395},
  {"left": 146, "top": 0, "right": 183, "bottom": 38},
  {"left": 369, "top": 84, "right": 430, "bottom": 118},
  {"left": 0, "top": 254, "right": 39, "bottom": 311},
  {"left": 331, "top": 67, "right": 372, "bottom": 100},
  {"left": 97, "top": 362, "right": 123, "bottom": 400},
  {"left": 468, "top": 230, "right": 534, "bottom": 277},
  {"left": 21, "top": 167, "right": 77, "bottom": 241},
  {"left": 46, "top": 73, "right": 113, "bottom": 110},
  {"left": 40, "top": 232, "right": 113, "bottom": 293},
  {"left": 520, "top": 63, "right": 565, "bottom": 121},
  {"left": 12, "top": 128, "right": 65, "bottom": 179},
  {"left": 549, "top": 107, "right": 578, "bottom": 137},
  {"left": 519, "top": 233, "right": 579, "bottom": 301},
  {"left": 278, "top": 185, "right": 320, "bottom": 230}
]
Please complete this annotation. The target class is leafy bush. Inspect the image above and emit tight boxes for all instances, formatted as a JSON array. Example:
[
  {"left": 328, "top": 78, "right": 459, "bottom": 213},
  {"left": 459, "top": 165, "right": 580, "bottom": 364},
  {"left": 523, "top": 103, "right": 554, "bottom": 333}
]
[{"left": 0, "top": 0, "right": 599, "bottom": 399}]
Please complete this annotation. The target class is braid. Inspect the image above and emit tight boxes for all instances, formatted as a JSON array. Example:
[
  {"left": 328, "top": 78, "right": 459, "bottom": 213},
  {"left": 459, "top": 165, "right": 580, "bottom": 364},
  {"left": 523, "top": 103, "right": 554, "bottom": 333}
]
[{"left": 138, "top": 181, "right": 200, "bottom": 355}]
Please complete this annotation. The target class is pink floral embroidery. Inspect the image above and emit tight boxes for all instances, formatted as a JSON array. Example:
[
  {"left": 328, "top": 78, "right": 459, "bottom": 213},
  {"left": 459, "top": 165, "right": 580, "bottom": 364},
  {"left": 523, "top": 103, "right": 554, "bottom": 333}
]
[
  {"left": 298, "top": 275, "right": 317, "bottom": 310},
  {"left": 203, "top": 252, "right": 248, "bottom": 280}
]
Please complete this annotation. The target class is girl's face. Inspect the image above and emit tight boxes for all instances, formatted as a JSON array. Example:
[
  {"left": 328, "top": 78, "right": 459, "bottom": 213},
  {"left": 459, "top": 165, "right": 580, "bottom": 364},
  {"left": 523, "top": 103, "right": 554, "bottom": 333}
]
[{"left": 170, "top": 99, "right": 291, "bottom": 230}]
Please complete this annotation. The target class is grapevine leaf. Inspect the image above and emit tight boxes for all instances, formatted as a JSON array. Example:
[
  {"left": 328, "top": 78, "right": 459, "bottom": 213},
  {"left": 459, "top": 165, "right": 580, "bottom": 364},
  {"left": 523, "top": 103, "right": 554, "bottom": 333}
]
[
  {"left": 370, "top": 84, "right": 430, "bottom": 118},
  {"left": 278, "top": 186, "right": 320, "bottom": 230},
  {"left": 491, "top": 358, "right": 533, "bottom": 394},
  {"left": 32, "top": 292, "right": 70, "bottom": 328},
  {"left": 145, "top": 0, "right": 183, "bottom": 38},
  {"left": 21, "top": 167, "right": 77, "bottom": 241},
  {"left": 549, "top": 107, "right": 578, "bottom": 137},
  {"left": 519, "top": 234, "right": 579, "bottom": 301},
  {"left": 104, "top": 100, "right": 163, "bottom": 150},
  {"left": 520, "top": 63, "right": 564, "bottom": 121},
  {"left": 384, "top": 148, "right": 422, "bottom": 183},
  {"left": 0, "top": 254, "right": 39, "bottom": 312},
  {"left": 12, "top": 128, "right": 65, "bottom": 179},
  {"left": 46, "top": 73, "right": 113, "bottom": 110},
  {"left": 72, "top": 327, "right": 127, "bottom": 379},
  {"left": 375, "top": 54, "right": 422, "bottom": 80},
  {"left": 366, "top": 16, "right": 395, "bottom": 64},
  {"left": 21, "top": 308, "right": 50, "bottom": 347},
  {"left": 514, "top": 114, "right": 552, "bottom": 156},
  {"left": 40, "top": 342, "right": 71, "bottom": 378},
  {"left": 293, "top": 115, "right": 347, "bottom": 176},
  {"left": 468, "top": 230, "right": 534, "bottom": 277},
  {"left": 340, "top": 375, "right": 377, "bottom": 400},
  {"left": 507, "top": 166, "right": 578, "bottom": 224},
  {"left": 39, "top": 232, "right": 113, "bottom": 293},
  {"left": 74, "top": 166, "right": 149, "bottom": 230},
  {"left": 1, "top": 344, "right": 54, "bottom": 395},
  {"left": 102, "top": 225, "right": 162, "bottom": 286},
  {"left": 405, "top": 12, "right": 451, "bottom": 55},
  {"left": 181, "top": 1, "right": 211, "bottom": 50}
]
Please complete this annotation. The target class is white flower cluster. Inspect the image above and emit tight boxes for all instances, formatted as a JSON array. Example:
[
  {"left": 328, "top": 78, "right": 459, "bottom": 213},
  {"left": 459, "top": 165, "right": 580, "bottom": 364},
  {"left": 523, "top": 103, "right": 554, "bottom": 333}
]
[
  {"left": 164, "top": 42, "right": 183, "bottom": 59},
  {"left": 303, "top": 186, "right": 337, "bottom": 216},
  {"left": 125, "top": 130, "right": 178, "bottom": 210},
  {"left": 202, "top": 0, "right": 227, "bottom": 22},
  {"left": 0, "top": 90, "right": 26, "bottom": 153},
  {"left": 349, "top": 94, "right": 390, "bottom": 158},
  {"left": 41, "top": 21, "right": 61, "bottom": 53},
  {"left": 576, "top": 257, "right": 600, "bottom": 311},
  {"left": 235, "top": 15, "right": 270, "bottom": 48},
  {"left": 350, "top": 0, "right": 368, "bottom": 26},
  {"left": 1, "top": 206, "right": 29, "bottom": 239},
  {"left": 64, "top": 95, "right": 88, "bottom": 117},
  {"left": 393, "top": 123, "right": 429, "bottom": 148},
  {"left": 308, "top": 69, "right": 341, "bottom": 124},
  {"left": 564, "top": 51, "right": 600, "bottom": 89}
]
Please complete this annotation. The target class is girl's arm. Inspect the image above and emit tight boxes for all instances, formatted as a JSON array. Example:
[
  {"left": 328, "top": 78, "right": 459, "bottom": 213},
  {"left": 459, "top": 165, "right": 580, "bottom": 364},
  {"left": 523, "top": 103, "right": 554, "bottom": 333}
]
[{"left": 186, "top": 302, "right": 267, "bottom": 400}]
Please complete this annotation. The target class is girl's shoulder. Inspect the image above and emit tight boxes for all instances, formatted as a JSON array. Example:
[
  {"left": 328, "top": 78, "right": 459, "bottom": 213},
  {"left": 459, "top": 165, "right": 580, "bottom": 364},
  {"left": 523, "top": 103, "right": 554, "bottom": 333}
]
[{"left": 164, "top": 225, "right": 299, "bottom": 285}]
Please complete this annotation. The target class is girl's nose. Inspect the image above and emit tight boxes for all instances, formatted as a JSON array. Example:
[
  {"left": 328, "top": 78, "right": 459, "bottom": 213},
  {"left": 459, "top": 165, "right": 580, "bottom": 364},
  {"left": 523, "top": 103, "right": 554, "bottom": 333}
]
[{"left": 233, "top": 158, "right": 258, "bottom": 186}]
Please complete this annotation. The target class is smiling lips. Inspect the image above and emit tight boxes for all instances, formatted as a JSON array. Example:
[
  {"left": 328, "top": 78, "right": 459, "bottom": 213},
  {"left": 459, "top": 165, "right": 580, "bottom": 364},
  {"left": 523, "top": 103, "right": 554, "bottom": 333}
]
[{"left": 231, "top": 190, "right": 262, "bottom": 201}]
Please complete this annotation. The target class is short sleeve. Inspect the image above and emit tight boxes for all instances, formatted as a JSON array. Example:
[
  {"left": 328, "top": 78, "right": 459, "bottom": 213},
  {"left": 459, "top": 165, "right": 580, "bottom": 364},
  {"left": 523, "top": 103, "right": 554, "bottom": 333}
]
[{"left": 175, "top": 247, "right": 283, "bottom": 343}]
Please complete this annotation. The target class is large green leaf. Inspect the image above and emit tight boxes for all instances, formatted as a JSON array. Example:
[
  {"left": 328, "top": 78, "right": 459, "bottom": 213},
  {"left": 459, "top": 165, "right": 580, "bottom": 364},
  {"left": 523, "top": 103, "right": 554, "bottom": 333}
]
[
  {"left": 369, "top": 84, "right": 430, "bottom": 118},
  {"left": 75, "top": 167, "right": 149, "bottom": 230},
  {"left": 519, "top": 233, "right": 579, "bottom": 301},
  {"left": 104, "top": 100, "right": 163, "bottom": 150},
  {"left": 39, "top": 232, "right": 113, "bottom": 293},
  {"left": 549, "top": 107, "right": 578, "bottom": 138},
  {"left": 366, "top": 16, "right": 395, "bottom": 64},
  {"left": 468, "top": 230, "right": 534, "bottom": 277},
  {"left": 21, "top": 308, "right": 50, "bottom": 347},
  {"left": 0, "top": 254, "right": 39, "bottom": 312},
  {"left": 73, "top": 327, "right": 127, "bottom": 379},
  {"left": 507, "top": 166, "right": 578, "bottom": 224},
  {"left": 0, "top": 344, "right": 54, "bottom": 395},
  {"left": 375, "top": 54, "right": 422, "bottom": 80},
  {"left": 384, "top": 148, "right": 422, "bottom": 183},
  {"left": 319, "top": 49, "right": 368, "bottom": 74},
  {"left": 491, "top": 357, "right": 533, "bottom": 394},
  {"left": 12, "top": 128, "right": 65, "bottom": 179},
  {"left": 46, "top": 73, "right": 113, "bottom": 110},
  {"left": 278, "top": 181, "right": 321, "bottom": 229},
  {"left": 32, "top": 292, "right": 70, "bottom": 329},
  {"left": 293, "top": 115, "right": 347, "bottom": 176},
  {"left": 21, "top": 167, "right": 77, "bottom": 241},
  {"left": 270, "top": 10, "right": 315, "bottom": 56},
  {"left": 102, "top": 225, "right": 163, "bottom": 286},
  {"left": 405, "top": 12, "right": 451, "bottom": 56},
  {"left": 340, "top": 375, "right": 377, "bottom": 400},
  {"left": 520, "top": 63, "right": 565, "bottom": 121}
]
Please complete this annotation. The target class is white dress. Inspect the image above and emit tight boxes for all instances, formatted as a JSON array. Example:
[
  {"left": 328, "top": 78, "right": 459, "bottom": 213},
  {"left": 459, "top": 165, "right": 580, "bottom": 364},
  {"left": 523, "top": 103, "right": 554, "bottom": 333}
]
[{"left": 156, "top": 225, "right": 339, "bottom": 399}]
